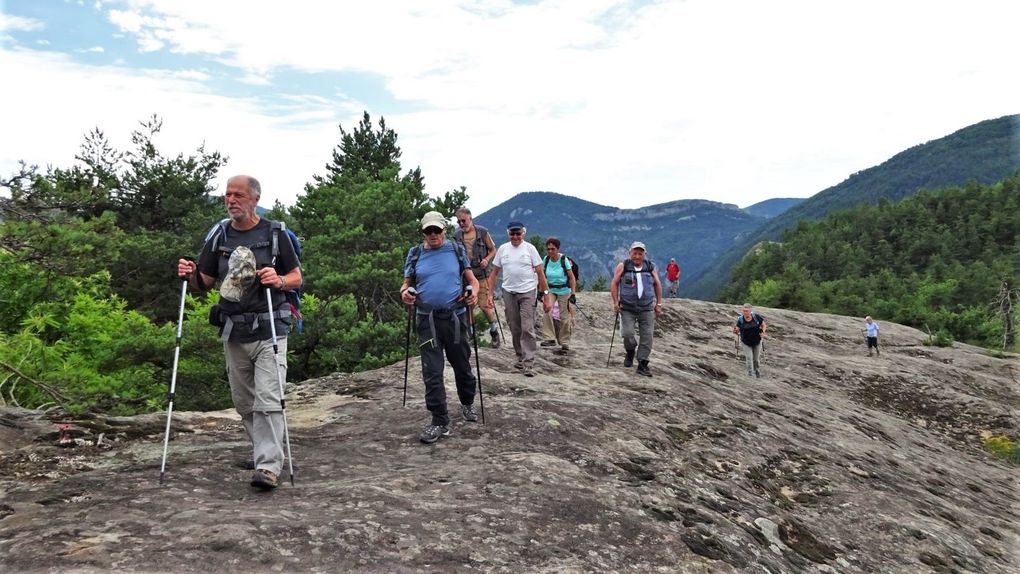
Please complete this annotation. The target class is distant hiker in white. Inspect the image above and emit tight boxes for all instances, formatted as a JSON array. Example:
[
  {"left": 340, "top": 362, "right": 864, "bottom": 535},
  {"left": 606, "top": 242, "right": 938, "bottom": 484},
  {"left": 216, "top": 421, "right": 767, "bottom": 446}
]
[{"left": 864, "top": 316, "right": 880, "bottom": 356}]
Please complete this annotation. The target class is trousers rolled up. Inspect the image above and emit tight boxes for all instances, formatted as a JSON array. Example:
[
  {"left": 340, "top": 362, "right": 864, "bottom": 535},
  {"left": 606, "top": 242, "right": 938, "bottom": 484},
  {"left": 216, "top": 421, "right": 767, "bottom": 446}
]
[
  {"left": 502, "top": 289, "right": 539, "bottom": 365},
  {"left": 541, "top": 293, "right": 572, "bottom": 346},
  {"left": 741, "top": 342, "right": 762, "bottom": 375},
  {"left": 621, "top": 309, "right": 655, "bottom": 362},
  {"left": 224, "top": 338, "right": 287, "bottom": 476},
  {"left": 418, "top": 310, "right": 477, "bottom": 427}
]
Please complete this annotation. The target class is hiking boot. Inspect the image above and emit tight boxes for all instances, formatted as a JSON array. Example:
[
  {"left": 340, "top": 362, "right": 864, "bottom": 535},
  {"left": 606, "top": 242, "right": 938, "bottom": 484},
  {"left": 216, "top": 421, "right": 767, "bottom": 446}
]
[
  {"left": 636, "top": 360, "right": 652, "bottom": 377},
  {"left": 461, "top": 403, "right": 479, "bottom": 422},
  {"left": 523, "top": 365, "right": 535, "bottom": 377},
  {"left": 754, "top": 370, "right": 761, "bottom": 378},
  {"left": 540, "top": 340, "right": 557, "bottom": 347},
  {"left": 513, "top": 360, "right": 525, "bottom": 370},
  {"left": 250, "top": 469, "right": 278, "bottom": 490},
  {"left": 419, "top": 424, "right": 450, "bottom": 444},
  {"left": 875, "top": 349, "right": 880, "bottom": 356},
  {"left": 623, "top": 350, "right": 635, "bottom": 368},
  {"left": 490, "top": 329, "right": 501, "bottom": 349}
]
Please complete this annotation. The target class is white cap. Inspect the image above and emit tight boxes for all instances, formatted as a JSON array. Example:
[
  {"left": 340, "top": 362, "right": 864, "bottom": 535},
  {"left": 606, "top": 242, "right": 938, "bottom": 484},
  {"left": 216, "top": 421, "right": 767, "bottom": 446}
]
[
  {"left": 629, "top": 241, "right": 646, "bottom": 251},
  {"left": 420, "top": 211, "right": 447, "bottom": 229}
]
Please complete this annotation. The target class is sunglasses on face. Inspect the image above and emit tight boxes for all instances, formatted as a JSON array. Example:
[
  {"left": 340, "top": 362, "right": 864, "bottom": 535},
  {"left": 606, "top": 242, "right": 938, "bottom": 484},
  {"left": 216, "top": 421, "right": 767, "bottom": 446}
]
[
  {"left": 509, "top": 231, "right": 523, "bottom": 236},
  {"left": 423, "top": 227, "right": 444, "bottom": 235}
]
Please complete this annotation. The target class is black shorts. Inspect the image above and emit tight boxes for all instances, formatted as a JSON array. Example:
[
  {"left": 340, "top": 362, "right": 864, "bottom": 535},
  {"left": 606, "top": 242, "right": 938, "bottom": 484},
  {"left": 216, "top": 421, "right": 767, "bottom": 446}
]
[{"left": 867, "top": 336, "right": 878, "bottom": 348}]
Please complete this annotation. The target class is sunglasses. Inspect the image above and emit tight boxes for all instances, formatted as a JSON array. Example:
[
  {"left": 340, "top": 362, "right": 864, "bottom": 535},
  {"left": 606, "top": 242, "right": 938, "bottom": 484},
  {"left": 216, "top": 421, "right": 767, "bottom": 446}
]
[
  {"left": 508, "top": 230, "right": 523, "bottom": 236},
  {"left": 423, "top": 227, "right": 444, "bottom": 235}
]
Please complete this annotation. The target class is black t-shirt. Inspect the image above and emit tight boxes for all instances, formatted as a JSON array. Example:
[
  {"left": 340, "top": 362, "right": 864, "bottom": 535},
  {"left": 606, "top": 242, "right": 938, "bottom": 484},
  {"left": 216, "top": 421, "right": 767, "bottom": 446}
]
[
  {"left": 197, "top": 218, "right": 300, "bottom": 342},
  {"left": 736, "top": 313, "right": 764, "bottom": 346}
]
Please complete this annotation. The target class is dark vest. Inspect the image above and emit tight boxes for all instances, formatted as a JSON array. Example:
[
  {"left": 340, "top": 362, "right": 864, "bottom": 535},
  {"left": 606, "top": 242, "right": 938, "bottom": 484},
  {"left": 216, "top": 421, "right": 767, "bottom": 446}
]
[
  {"left": 454, "top": 225, "right": 492, "bottom": 278},
  {"left": 619, "top": 260, "right": 656, "bottom": 311}
]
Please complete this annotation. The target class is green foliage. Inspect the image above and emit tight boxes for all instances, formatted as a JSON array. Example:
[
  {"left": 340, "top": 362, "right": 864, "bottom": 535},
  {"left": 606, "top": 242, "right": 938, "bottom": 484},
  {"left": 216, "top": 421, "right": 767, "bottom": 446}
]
[
  {"left": 588, "top": 275, "right": 609, "bottom": 292},
  {"left": 722, "top": 172, "right": 1020, "bottom": 349},
  {"left": 983, "top": 435, "right": 1020, "bottom": 464},
  {"left": 1, "top": 111, "right": 469, "bottom": 415},
  {"left": 289, "top": 112, "right": 468, "bottom": 373},
  {"left": 0, "top": 272, "right": 172, "bottom": 414},
  {"left": 2, "top": 118, "right": 225, "bottom": 323}
]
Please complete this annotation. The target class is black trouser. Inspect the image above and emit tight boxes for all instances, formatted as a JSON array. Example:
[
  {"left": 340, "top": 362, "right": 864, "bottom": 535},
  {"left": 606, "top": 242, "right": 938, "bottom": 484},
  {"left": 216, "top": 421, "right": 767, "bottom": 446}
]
[{"left": 417, "top": 310, "right": 477, "bottom": 426}]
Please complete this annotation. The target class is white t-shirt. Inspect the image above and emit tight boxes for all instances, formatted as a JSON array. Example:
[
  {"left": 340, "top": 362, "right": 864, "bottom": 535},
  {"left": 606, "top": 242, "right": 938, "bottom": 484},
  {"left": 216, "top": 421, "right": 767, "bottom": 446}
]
[{"left": 492, "top": 242, "right": 542, "bottom": 293}]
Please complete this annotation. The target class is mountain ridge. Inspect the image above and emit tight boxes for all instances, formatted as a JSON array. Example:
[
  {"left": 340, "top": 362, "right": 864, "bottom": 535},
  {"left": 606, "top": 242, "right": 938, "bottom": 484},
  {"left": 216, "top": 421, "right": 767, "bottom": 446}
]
[{"left": 688, "top": 114, "right": 1020, "bottom": 299}]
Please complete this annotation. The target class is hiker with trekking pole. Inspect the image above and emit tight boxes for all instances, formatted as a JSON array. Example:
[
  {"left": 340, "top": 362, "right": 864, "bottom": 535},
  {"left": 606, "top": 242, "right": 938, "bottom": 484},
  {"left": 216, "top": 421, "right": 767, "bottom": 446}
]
[
  {"left": 609, "top": 241, "right": 663, "bottom": 377},
  {"left": 454, "top": 207, "right": 502, "bottom": 348},
  {"left": 400, "top": 211, "right": 481, "bottom": 444},
  {"left": 176, "top": 175, "right": 302, "bottom": 490},
  {"left": 733, "top": 303, "right": 768, "bottom": 379},
  {"left": 486, "top": 220, "right": 552, "bottom": 378},
  {"left": 538, "top": 237, "right": 577, "bottom": 354}
]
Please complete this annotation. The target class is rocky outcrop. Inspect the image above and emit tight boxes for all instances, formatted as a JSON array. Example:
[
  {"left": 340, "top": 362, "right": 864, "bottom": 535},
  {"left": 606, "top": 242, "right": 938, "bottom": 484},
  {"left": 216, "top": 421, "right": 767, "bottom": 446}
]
[{"left": 1, "top": 294, "right": 1017, "bottom": 573}]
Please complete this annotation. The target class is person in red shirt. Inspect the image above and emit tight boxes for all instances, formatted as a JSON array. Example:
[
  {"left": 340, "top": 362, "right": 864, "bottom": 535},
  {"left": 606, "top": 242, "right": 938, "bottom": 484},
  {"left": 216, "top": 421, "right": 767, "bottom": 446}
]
[{"left": 665, "top": 258, "right": 681, "bottom": 298}]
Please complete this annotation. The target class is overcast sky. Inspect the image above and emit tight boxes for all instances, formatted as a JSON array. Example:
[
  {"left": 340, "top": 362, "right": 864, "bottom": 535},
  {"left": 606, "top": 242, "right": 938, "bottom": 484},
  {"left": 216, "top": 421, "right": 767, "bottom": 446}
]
[{"left": 1, "top": 0, "right": 1017, "bottom": 213}]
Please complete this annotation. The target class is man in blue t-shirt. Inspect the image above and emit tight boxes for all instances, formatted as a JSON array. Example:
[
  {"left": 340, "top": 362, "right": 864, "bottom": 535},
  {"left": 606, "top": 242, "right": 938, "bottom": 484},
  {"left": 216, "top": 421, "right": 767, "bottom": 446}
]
[{"left": 400, "top": 211, "right": 480, "bottom": 444}]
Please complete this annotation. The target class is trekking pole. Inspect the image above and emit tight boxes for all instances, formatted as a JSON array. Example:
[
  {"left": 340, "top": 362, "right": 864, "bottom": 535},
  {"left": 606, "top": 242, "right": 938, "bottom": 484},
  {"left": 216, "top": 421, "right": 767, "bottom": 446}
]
[
  {"left": 492, "top": 302, "right": 506, "bottom": 347},
  {"left": 159, "top": 279, "right": 189, "bottom": 485},
  {"left": 465, "top": 289, "right": 486, "bottom": 424},
  {"left": 606, "top": 312, "right": 619, "bottom": 367},
  {"left": 403, "top": 292, "right": 416, "bottom": 407},
  {"left": 572, "top": 298, "right": 596, "bottom": 327},
  {"left": 265, "top": 285, "right": 296, "bottom": 486}
]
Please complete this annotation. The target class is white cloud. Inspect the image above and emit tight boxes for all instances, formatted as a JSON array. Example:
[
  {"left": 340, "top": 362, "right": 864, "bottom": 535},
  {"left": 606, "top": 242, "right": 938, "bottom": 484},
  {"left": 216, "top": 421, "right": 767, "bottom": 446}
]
[
  {"left": 2, "top": 0, "right": 1019, "bottom": 213},
  {"left": 0, "top": 13, "right": 44, "bottom": 32},
  {"left": 82, "top": 45, "right": 105, "bottom": 53},
  {"left": 0, "top": 47, "right": 343, "bottom": 207}
]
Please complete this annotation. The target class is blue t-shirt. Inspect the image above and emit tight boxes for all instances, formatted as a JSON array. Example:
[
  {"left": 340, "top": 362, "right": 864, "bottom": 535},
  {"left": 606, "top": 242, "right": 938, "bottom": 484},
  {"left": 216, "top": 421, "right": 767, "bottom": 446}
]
[
  {"left": 544, "top": 256, "right": 573, "bottom": 296},
  {"left": 404, "top": 241, "right": 470, "bottom": 312},
  {"left": 865, "top": 322, "right": 880, "bottom": 337}
]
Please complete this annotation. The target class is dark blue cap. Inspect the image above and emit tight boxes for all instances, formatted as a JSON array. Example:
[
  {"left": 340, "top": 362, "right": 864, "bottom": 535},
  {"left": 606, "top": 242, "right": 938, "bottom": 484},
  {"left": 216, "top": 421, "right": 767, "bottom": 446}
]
[{"left": 507, "top": 220, "right": 525, "bottom": 230}]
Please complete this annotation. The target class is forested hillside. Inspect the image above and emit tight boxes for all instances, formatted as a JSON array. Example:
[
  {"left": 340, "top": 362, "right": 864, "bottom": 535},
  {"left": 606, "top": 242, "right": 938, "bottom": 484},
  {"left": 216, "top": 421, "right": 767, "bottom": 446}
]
[
  {"left": 691, "top": 114, "right": 1020, "bottom": 300},
  {"left": 0, "top": 113, "right": 463, "bottom": 415},
  {"left": 720, "top": 172, "right": 1020, "bottom": 349}
]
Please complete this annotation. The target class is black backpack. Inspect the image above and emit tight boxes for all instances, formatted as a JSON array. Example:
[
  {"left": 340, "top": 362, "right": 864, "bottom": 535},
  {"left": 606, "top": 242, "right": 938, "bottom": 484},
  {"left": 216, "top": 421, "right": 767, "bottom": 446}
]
[
  {"left": 206, "top": 219, "right": 304, "bottom": 332},
  {"left": 543, "top": 255, "right": 579, "bottom": 287}
]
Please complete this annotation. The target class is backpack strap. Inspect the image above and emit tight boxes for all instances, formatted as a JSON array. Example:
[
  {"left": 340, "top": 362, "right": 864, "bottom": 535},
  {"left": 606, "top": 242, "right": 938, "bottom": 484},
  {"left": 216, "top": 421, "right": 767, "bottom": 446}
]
[{"left": 408, "top": 241, "right": 468, "bottom": 286}]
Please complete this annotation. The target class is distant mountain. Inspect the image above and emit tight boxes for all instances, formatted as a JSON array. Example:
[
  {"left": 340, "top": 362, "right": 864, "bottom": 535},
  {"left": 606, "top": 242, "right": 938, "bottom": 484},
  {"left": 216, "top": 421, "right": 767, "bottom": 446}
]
[
  {"left": 742, "top": 198, "right": 804, "bottom": 219},
  {"left": 688, "top": 113, "right": 1020, "bottom": 300},
  {"left": 475, "top": 193, "right": 765, "bottom": 287}
]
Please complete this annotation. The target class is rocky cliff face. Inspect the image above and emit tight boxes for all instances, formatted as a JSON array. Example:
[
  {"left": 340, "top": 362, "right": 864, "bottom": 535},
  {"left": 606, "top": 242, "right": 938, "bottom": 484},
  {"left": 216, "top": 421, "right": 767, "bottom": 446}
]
[{"left": 1, "top": 294, "right": 1017, "bottom": 573}]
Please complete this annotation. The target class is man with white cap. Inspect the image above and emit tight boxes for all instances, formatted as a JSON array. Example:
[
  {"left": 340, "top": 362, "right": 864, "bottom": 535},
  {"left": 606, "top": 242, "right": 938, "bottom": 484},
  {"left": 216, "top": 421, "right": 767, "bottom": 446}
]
[
  {"left": 486, "top": 220, "right": 552, "bottom": 377},
  {"left": 399, "top": 211, "right": 480, "bottom": 444},
  {"left": 610, "top": 241, "right": 663, "bottom": 377}
]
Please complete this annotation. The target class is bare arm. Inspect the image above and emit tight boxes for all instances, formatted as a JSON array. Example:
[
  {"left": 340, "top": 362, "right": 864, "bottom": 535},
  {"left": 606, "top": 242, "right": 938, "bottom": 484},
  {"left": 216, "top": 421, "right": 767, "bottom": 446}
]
[{"left": 609, "top": 262, "right": 624, "bottom": 312}]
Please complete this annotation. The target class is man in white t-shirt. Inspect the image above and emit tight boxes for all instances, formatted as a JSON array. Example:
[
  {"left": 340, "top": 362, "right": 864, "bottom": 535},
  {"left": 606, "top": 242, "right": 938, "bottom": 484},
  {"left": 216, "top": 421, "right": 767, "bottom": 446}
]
[{"left": 486, "top": 220, "right": 552, "bottom": 377}]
